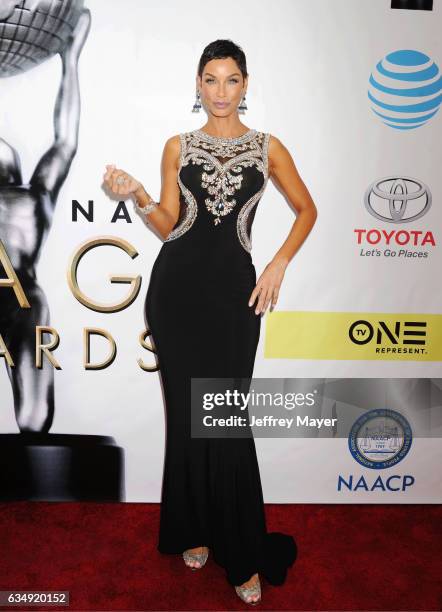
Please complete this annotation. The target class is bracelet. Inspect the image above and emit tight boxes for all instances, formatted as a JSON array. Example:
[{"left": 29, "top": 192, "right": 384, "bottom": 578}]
[{"left": 133, "top": 193, "right": 159, "bottom": 216}]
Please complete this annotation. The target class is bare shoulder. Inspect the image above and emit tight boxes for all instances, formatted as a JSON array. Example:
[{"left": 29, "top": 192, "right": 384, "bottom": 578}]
[
  {"left": 267, "top": 133, "right": 292, "bottom": 173},
  {"left": 164, "top": 133, "right": 181, "bottom": 152},
  {"left": 267, "top": 133, "right": 288, "bottom": 155},
  {"left": 162, "top": 134, "right": 181, "bottom": 170}
]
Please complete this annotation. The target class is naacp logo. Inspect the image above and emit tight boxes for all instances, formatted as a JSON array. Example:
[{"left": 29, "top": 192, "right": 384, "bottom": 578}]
[
  {"left": 364, "top": 176, "right": 431, "bottom": 223},
  {"left": 348, "top": 408, "right": 412, "bottom": 469}
]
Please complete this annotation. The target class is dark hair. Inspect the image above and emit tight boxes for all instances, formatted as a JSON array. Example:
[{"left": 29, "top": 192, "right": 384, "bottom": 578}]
[{"left": 197, "top": 39, "right": 248, "bottom": 81}]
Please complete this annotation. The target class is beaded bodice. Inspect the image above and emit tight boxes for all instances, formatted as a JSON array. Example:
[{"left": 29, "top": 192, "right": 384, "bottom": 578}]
[{"left": 164, "top": 128, "right": 271, "bottom": 253}]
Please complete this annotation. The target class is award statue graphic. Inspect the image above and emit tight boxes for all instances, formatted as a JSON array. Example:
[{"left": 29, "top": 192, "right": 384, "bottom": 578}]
[{"left": 0, "top": 1, "right": 124, "bottom": 501}]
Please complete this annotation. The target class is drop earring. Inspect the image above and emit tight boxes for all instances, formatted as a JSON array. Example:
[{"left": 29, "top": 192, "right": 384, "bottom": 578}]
[
  {"left": 192, "top": 91, "right": 201, "bottom": 113},
  {"left": 238, "top": 93, "right": 248, "bottom": 114}
]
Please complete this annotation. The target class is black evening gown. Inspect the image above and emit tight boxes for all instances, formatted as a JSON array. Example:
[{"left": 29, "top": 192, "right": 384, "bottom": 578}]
[{"left": 144, "top": 128, "right": 297, "bottom": 587}]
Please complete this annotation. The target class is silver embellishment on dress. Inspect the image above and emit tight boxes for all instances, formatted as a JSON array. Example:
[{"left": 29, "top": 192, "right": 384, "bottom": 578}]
[
  {"left": 164, "top": 129, "right": 271, "bottom": 251},
  {"left": 189, "top": 129, "right": 262, "bottom": 226},
  {"left": 164, "top": 133, "right": 198, "bottom": 242},
  {"left": 195, "top": 128, "right": 256, "bottom": 146},
  {"left": 236, "top": 132, "right": 271, "bottom": 252}
]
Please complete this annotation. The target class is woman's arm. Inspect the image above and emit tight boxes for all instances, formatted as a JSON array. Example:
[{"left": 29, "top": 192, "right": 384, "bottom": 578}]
[
  {"left": 132, "top": 135, "right": 181, "bottom": 240},
  {"left": 248, "top": 134, "right": 318, "bottom": 315},
  {"left": 103, "top": 135, "right": 182, "bottom": 241},
  {"left": 267, "top": 134, "right": 318, "bottom": 265}
]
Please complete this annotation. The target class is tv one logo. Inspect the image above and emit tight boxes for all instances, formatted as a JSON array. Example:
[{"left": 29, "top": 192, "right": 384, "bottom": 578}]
[
  {"left": 338, "top": 409, "right": 414, "bottom": 494},
  {"left": 348, "top": 319, "right": 427, "bottom": 350}
]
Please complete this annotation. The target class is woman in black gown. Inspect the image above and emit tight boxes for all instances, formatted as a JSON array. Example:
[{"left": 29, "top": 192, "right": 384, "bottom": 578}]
[{"left": 103, "top": 39, "right": 317, "bottom": 605}]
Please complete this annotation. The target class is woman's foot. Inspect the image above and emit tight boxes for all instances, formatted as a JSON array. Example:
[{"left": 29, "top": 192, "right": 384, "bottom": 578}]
[
  {"left": 182, "top": 545, "right": 209, "bottom": 569},
  {"left": 235, "top": 573, "right": 261, "bottom": 605}
]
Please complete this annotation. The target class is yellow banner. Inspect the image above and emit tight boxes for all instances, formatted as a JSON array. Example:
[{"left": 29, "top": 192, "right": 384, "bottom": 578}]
[{"left": 264, "top": 311, "right": 442, "bottom": 361}]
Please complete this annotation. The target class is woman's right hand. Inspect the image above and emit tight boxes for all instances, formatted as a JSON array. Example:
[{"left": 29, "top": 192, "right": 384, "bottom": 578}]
[{"left": 103, "top": 164, "right": 142, "bottom": 197}]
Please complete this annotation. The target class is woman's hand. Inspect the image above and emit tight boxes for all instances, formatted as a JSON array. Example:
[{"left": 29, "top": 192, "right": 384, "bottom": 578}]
[
  {"left": 248, "top": 258, "right": 288, "bottom": 315},
  {"left": 103, "top": 164, "right": 142, "bottom": 197}
]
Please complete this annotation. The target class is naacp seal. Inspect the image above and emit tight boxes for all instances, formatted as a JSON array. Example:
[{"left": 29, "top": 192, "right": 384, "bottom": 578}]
[{"left": 348, "top": 408, "right": 412, "bottom": 469}]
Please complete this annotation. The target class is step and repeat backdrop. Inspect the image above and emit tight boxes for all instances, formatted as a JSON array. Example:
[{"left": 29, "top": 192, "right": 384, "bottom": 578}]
[{"left": 0, "top": 0, "right": 441, "bottom": 502}]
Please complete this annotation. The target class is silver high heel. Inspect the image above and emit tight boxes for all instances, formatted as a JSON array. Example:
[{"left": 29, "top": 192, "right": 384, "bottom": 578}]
[
  {"left": 182, "top": 546, "right": 209, "bottom": 570},
  {"left": 235, "top": 574, "right": 261, "bottom": 605}
]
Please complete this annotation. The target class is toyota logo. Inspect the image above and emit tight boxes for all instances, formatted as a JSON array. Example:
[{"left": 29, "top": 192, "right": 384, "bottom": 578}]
[{"left": 364, "top": 176, "right": 431, "bottom": 223}]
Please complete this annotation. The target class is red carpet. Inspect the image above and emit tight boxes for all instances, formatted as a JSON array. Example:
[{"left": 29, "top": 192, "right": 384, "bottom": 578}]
[{"left": 0, "top": 502, "right": 441, "bottom": 611}]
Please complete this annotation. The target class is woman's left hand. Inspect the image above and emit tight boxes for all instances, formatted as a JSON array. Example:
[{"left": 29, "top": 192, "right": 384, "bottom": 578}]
[{"left": 248, "top": 258, "right": 288, "bottom": 315}]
